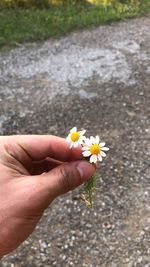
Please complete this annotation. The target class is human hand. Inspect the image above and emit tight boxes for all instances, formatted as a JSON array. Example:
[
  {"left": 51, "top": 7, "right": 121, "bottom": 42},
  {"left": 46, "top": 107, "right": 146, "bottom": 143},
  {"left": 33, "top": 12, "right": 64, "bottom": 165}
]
[{"left": 0, "top": 135, "right": 95, "bottom": 257}]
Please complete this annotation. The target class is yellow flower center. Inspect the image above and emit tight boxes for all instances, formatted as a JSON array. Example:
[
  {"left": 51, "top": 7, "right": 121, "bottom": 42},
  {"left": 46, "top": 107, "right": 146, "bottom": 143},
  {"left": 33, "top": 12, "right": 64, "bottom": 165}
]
[
  {"left": 70, "top": 131, "right": 80, "bottom": 142},
  {"left": 90, "top": 144, "right": 101, "bottom": 155}
]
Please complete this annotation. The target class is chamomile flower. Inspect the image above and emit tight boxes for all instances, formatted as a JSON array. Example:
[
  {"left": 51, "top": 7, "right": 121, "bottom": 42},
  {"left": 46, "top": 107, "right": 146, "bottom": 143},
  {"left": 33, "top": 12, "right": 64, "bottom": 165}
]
[
  {"left": 82, "top": 135, "right": 109, "bottom": 163},
  {"left": 66, "top": 127, "right": 86, "bottom": 148}
]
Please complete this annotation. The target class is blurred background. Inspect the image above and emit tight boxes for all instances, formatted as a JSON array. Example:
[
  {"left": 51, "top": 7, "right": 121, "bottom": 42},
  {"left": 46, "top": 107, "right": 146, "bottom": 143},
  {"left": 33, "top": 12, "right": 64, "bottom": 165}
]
[{"left": 0, "top": 0, "right": 149, "bottom": 48}]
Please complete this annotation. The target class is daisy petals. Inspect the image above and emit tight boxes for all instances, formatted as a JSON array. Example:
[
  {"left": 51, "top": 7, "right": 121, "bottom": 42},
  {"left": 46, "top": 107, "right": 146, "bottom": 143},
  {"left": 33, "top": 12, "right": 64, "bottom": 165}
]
[
  {"left": 101, "top": 147, "right": 109, "bottom": 151},
  {"left": 95, "top": 135, "right": 100, "bottom": 144},
  {"left": 90, "top": 136, "right": 95, "bottom": 144},
  {"left": 90, "top": 154, "right": 97, "bottom": 163},
  {"left": 70, "top": 127, "right": 77, "bottom": 133},
  {"left": 82, "top": 146, "right": 89, "bottom": 151},
  {"left": 98, "top": 154, "right": 102, "bottom": 162},
  {"left": 74, "top": 142, "right": 78, "bottom": 148},
  {"left": 80, "top": 136, "right": 86, "bottom": 141},
  {"left": 80, "top": 129, "right": 86, "bottom": 135},
  {"left": 101, "top": 151, "right": 106, "bottom": 157},
  {"left": 66, "top": 136, "right": 70, "bottom": 141},
  {"left": 85, "top": 138, "right": 92, "bottom": 147},
  {"left": 100, "top": 142, "right": 105, "bottom": 147},
  {"left": 82, "top": 151, "right": 91, "bottom": 157}
]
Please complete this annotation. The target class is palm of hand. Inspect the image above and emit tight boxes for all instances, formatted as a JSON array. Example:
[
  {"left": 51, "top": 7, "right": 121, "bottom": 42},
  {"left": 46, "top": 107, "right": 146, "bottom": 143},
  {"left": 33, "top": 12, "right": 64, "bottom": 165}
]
[{"left": 0, "top": 135, "right": 95, "bottom": 256}]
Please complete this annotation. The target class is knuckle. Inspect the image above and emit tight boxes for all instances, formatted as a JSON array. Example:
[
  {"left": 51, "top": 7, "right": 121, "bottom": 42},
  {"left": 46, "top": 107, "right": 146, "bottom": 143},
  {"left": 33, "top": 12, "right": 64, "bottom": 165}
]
[{"left": 59, "top": 165, "right": 72, "bottom": 193}]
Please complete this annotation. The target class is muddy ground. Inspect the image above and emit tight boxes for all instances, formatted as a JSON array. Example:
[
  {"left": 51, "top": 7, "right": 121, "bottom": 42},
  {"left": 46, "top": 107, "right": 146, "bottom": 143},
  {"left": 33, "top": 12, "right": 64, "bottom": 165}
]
[{"left": 0, "top": 15, "right": 150, "bottom": 267}]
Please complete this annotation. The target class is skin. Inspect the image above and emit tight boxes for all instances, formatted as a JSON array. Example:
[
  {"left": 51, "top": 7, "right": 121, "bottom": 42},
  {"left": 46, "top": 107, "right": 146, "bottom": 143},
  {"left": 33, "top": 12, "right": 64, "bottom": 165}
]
[{"left": 0, "top": 135, "right": 95, "bottom": 257}]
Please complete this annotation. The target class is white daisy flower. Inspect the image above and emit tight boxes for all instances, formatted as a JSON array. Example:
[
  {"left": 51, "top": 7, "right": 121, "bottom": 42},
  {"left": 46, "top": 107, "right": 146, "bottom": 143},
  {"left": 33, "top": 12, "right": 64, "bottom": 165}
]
[
  {"left": 66, "top": 127, "right": 86, "bottom": 148},
  {"left": 82, "top": 135, "right": 109, "bottom": 163}
]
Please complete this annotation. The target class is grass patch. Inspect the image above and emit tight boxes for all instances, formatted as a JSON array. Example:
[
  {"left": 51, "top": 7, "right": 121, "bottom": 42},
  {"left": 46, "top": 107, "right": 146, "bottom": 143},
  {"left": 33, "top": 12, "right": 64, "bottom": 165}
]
[{"left": 0, "top": 1, "right": 150, "bottom": 48}]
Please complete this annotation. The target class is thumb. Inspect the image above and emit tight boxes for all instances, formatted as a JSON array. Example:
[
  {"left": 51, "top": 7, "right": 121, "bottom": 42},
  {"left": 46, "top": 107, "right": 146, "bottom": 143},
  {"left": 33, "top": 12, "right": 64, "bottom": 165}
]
[{"left": 40, "top": 161, "right": 96, "bottom": 200}]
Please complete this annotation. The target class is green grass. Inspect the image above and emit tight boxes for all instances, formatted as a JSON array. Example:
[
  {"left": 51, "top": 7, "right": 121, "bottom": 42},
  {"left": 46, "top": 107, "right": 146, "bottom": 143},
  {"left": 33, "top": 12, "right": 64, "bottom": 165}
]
[{"left": 0, "top": 1, "right": 150, "bottom": 48}]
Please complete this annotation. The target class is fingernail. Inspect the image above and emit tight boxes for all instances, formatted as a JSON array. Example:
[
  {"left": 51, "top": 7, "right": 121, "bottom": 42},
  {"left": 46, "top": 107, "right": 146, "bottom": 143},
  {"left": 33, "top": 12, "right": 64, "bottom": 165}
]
[{"left": 76, "top": 161, "right": 96, "bottom": 181}]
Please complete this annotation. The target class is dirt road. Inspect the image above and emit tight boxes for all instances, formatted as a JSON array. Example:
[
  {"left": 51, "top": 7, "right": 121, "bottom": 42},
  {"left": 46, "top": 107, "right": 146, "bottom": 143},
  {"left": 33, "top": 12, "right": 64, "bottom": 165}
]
[{"left": 0, "top": 15, "right": 150, "bottom": 267}]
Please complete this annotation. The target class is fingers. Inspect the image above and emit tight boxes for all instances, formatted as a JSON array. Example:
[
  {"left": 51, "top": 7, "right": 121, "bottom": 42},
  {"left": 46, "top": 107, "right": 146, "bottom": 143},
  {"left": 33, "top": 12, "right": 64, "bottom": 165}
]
[
  {"left": 35, "top": 160, "right": 96, "bottom": 202},
  {"left": 10, "top": 135, "right": 82, "bottom": 162},
  {"left": 1, "top": 135, "right": 83, "bottom": 172},
  {"left": 30, "top": 158, "right": 63, "bottom": 175}
]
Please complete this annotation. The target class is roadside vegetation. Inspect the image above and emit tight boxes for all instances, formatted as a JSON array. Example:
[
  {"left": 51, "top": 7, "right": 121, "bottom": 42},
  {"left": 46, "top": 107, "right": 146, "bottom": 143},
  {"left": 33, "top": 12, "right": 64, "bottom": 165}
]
[{"left": 0, "top": 0, "right": 150, "bottom": 48}]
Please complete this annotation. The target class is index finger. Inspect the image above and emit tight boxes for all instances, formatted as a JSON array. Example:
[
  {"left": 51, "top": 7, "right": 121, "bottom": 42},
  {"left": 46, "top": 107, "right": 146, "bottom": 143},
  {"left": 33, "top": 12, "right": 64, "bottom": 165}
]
[{"left": 15, "top": 135, "right": 82, "bottom": 162}]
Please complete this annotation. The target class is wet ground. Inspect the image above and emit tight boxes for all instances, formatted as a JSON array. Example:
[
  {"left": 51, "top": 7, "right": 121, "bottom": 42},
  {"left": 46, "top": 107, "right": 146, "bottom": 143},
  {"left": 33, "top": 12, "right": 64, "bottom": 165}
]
[{"left": 0, "top": 15, "right": 150, "bottom": 267}]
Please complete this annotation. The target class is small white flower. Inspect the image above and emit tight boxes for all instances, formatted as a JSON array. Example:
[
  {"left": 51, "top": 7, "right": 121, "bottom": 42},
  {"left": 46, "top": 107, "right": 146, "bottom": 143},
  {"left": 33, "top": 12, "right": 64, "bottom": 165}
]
[
  {"left": 82, "top": 135, "right": 109, "bottom": 163},
  {"left": 66, "top": 127, "right": 86, "bottom": 148}
]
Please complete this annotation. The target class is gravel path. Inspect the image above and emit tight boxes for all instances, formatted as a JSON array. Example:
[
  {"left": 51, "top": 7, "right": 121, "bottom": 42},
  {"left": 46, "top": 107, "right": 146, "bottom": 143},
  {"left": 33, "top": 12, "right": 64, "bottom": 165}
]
[{"left": 0, "top": 15, "right": 150, "bottom": 267}]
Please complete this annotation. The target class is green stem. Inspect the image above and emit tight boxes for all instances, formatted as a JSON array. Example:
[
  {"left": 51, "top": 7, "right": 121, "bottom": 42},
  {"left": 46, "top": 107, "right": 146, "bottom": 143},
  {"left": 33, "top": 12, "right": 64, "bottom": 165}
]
[{"left": 83, "top": 173, "right": 97, "bottom": 208}]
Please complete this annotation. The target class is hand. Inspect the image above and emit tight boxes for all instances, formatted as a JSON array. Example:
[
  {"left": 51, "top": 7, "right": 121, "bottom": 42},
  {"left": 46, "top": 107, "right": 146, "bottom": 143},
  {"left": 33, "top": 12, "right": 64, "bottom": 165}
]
[{"left": 0, "top": 135, "right": 95, "bottom": 256}]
